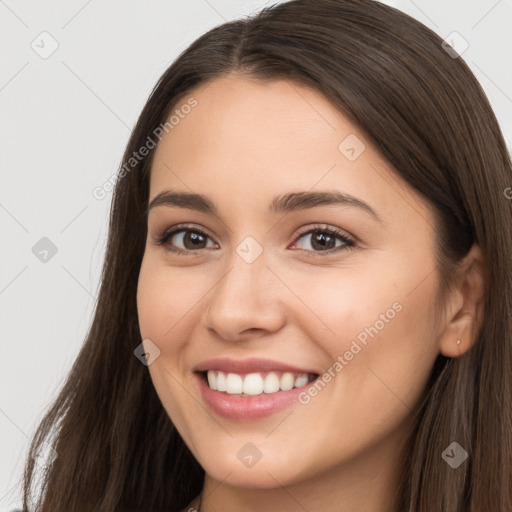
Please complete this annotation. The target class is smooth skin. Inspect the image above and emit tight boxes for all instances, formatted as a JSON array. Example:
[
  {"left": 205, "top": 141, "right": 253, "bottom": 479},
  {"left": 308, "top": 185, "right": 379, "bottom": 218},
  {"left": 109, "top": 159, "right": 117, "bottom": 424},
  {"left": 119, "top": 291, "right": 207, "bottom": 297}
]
[{"left": 136, "top": 73, "right": 486, "bottom": 512}]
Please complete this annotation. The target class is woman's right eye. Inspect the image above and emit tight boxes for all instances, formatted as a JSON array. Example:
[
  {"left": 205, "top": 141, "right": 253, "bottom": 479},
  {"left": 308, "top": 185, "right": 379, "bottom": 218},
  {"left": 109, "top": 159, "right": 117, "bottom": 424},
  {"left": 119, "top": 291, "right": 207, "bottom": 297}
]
[{"left": 153, "top": 226, "right": 218, "bottom": 255}]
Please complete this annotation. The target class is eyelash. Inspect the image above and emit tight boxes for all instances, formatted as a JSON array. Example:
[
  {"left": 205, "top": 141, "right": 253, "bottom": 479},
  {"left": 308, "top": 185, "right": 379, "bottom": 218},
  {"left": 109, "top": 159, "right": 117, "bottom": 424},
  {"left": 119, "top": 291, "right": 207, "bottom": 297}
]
[{"left": 152, "top": 223, "right": 356, "bottom": 257}]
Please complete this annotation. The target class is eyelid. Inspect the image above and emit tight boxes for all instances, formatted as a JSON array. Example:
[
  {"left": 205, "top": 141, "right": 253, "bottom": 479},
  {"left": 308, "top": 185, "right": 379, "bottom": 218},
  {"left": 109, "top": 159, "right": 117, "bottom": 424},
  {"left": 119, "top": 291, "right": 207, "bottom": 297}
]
[{"left": 293, "top": 224, "right": 354, "bottom": 244}]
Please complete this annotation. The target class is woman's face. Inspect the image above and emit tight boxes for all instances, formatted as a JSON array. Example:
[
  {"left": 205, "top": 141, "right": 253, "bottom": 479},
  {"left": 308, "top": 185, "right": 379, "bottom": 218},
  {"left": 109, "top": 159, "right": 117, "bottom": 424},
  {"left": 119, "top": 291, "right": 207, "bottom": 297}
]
[{"left": 137, "top": 74, "right": 446, "bottom": 491}]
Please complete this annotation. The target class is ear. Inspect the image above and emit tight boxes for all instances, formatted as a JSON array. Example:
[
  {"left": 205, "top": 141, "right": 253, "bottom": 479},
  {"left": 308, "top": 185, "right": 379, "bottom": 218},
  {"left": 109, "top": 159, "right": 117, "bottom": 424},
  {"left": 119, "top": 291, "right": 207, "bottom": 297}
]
[{"left": 438, "top": 243, "right": 488, "bottom": 358}]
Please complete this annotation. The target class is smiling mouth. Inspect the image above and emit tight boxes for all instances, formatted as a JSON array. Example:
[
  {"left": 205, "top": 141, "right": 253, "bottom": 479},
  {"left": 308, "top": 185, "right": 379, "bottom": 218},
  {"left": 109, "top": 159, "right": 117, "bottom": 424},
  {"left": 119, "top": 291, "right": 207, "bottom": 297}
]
[{"left": 198, "top": 370, "right": 319, "bottom": 396}]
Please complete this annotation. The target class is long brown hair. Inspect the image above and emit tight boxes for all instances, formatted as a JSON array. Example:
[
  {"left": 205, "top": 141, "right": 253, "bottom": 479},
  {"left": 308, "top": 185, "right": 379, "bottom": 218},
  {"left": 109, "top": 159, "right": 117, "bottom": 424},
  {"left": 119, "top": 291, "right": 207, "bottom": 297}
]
[{"left": 21, "top": 0, "right": 512, "bottom": 510}]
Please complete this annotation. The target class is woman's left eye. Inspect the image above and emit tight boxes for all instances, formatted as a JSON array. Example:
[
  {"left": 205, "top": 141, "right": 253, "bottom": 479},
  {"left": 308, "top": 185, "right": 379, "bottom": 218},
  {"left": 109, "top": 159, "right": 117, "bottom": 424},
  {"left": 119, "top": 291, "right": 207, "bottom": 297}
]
[
  {"left": 291, "top": 225, "right": 355, "bottom": 254},
  {"left": 152, "top": 224, "right": 355, "bottom": 256}
]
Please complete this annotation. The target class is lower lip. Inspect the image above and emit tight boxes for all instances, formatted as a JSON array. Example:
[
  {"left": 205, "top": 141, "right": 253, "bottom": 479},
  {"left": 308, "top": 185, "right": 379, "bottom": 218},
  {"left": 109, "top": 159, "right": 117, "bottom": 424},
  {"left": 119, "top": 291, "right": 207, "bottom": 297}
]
[{"left": 194, "top": 372, "right": 314, "bottom": 420}]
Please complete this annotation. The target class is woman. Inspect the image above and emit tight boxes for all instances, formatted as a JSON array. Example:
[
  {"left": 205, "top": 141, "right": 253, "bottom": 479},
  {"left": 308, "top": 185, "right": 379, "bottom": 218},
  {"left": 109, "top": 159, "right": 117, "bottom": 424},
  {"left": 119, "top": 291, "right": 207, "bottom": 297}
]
[{"left": 22, "top": 0, "right": 512, "bottom": 510}]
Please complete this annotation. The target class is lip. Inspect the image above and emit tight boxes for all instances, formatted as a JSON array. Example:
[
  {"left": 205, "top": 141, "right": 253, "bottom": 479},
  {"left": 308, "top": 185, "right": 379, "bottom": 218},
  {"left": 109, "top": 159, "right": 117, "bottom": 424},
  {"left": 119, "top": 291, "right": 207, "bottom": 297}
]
[
  {"left": 194, "top": 371, "right": 317, "bottom": 420},
  {"left": 193, "top": 357, "right": 318, "bottom": 375}
]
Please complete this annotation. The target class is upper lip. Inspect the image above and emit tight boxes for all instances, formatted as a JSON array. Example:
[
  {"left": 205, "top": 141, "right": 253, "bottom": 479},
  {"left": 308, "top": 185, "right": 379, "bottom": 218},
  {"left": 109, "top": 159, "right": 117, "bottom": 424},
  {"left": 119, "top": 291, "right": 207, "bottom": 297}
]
[{"left": 193, "top": 357, "right": 319, "bottom": 375}]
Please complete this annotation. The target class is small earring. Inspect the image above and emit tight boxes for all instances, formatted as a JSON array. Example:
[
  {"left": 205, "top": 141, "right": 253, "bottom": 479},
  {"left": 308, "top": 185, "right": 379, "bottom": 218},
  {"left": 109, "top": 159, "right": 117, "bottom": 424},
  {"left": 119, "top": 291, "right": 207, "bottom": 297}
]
[{"left": 456, "top": 339, "right": 461, "bottom": 345}]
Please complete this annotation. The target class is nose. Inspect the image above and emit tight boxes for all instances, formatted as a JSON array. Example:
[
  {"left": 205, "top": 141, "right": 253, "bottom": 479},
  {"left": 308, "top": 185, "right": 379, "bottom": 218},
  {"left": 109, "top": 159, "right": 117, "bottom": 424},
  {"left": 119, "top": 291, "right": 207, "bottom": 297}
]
[{"left": 201, "top": 250, "right": 286, "bottom": 342}]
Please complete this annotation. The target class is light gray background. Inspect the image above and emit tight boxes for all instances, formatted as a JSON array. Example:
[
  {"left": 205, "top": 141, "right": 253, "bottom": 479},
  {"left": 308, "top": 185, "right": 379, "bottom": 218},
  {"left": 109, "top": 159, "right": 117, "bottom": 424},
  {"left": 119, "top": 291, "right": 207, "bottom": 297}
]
[{"left": 1, "top": 1, "right": 511, "bottom": 509}]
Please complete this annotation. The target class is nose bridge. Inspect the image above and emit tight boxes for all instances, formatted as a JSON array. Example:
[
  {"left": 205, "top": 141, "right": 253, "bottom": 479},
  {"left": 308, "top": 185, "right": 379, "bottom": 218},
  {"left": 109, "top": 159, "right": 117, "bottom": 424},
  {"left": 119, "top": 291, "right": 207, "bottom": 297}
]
[
  {"left": 212, "top": 237, "right": 269, "bottom": 310},
  {"left": 203, "top": 236, "right": 285, "bottom": 339}
]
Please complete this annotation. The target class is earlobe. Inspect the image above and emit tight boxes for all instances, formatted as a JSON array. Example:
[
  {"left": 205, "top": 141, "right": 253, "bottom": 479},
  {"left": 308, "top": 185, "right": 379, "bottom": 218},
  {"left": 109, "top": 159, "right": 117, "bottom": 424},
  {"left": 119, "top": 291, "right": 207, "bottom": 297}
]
[{"left": 438, "top": 244, "right": 487, "bottom": 358}]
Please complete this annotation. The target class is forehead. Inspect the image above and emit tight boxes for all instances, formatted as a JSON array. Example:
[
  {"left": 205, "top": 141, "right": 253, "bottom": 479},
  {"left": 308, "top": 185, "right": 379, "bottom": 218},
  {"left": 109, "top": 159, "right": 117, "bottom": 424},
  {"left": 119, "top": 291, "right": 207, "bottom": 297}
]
[
  {"left": 149, "top": 74, "right": 432, "bottom": 227},
  {"left": 152, "top": 74, "right": 356, "bottom": 176}
]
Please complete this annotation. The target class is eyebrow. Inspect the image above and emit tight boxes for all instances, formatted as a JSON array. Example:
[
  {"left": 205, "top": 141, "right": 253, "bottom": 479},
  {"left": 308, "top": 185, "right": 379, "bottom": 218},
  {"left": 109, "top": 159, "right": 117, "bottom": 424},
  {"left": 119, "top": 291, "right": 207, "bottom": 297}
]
[{"left": 147, "top": 190, "right": 384, "bottom": 223}]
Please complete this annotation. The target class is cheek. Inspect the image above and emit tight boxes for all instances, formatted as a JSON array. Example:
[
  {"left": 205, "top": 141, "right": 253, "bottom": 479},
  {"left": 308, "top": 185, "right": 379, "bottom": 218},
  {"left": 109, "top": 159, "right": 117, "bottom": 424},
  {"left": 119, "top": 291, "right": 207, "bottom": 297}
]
[
  {"left": 291, "top": 258, "right": 440, "bottom": 412},
  {"left": 136, "top": 257, "right": 205, "bottom": 345},
  {"left": 136, "top": 257, "right": 205, "bottom": 437},
  {"left": 286, "top": 264, "right": 403, "bottom": 352}
]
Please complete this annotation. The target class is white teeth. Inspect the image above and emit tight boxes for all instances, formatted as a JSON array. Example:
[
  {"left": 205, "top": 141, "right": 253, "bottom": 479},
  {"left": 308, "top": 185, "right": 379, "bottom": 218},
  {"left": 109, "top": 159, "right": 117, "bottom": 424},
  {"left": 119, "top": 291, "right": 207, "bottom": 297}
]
[
  {"left": 216, "top": 371, "right": 227, "bottom": 392},
  {"left": 263, "top": 373, "right": 280, "bottom": 393},
  {"left": 226, "top": 373, "right": 243, "bottom": 394},
  {"left": 243, "top": 373, "right": 264, "bottom": 395},
  {"left": 280, "top": 372, "right": 295, "bottom": 391},
  {"left": 294, "top": 374, "right": 309, "bottom": 387},
  {"left": 205, "top": 370, "right": 314, "bottom": 395},
  {"left": 207, "top": 371, "right": 217, "bottom": 390}
]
